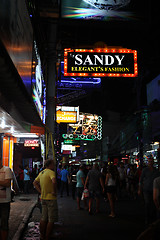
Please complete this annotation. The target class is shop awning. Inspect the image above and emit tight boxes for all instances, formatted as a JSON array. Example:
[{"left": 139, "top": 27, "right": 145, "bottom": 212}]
[{"left": 0, "top": 40, "right": 44, "bottom": 130}]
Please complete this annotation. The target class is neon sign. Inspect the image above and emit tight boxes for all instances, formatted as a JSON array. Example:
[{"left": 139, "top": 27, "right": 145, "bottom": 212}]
[
  {"left": 32, "top": 40, "right": 45, "bottom": 120},
  {"left": 57, "top": 111, "right": 77, "bottom": 123},
  {"left": 64, "top": 114, "right": 102, "bottom": 141},
  {"left": 64, "top": 48, "right": 138, "bottom": 77},
  {"left": 57, "top": 61, "right": 101, "bottom": 90},
  {"left": 24, "top": 140, "right": 39, "bottom": 147},
  {"left": 56, "top": 106, "right": 79, "bottom": 122},
  {"left": 62, "top": 133, "right": 96, "bottom": 141},
  {"left": 58, "top": 77, "right": 101, "bottom": 89}
]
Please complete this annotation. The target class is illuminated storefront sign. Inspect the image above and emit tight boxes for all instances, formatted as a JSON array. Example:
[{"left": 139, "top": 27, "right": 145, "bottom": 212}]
[
  {"left": 56, "top": 106, "right": 79, "bottom": 122},
  {"left": 64, "top": 139, "right": 77, "bottom": 145},
  {"left": 64, "top": 48, "right": 138, "bottom": 77},
  {"left": 63, "top": 114, "right": 102, "bottom": 141},
  {"left": 32, "top": 40, "right": 45, "bottom": 121},
  {"left": 24, "top": 140, "right": 39, "bottom": 147},
  {"left": 57, "top": 61, "right": 101, "bottom": 89},
  {"left": 62, "top": 133, "right": 96, "bottom": 141},
  {"left": 58, "top": 78, "right": 101, "bottom": 89},
  {"left": 57, "top": 111, "right": 77, "bottom": 123}
]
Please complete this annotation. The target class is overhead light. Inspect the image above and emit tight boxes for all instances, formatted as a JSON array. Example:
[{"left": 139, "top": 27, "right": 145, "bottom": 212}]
[
  {"left": 10, "top": 126, "right": 14, "bottom": 133},
  {"left": 12, "top": 133, "right": 39, "bottom": 138},
  {"left": 1, "top": 120, "right": 5, "bottom": 129}
]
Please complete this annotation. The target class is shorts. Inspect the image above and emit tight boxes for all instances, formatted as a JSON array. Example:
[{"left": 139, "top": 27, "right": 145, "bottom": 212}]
[
  {"left": 0, "top": 202, "right": 10, "bottom": 230},
  {"left": 89, "top": 190, "right": 101, "bottom": 199},
  {"left": 105, "top": 186, "right": 116, "bottom": 194},
  {"left": 76, "top": 187, "right": 84, "bottom": 198},
  {"left": 41, "top": 199, "right": 58, "bottom": 223}
]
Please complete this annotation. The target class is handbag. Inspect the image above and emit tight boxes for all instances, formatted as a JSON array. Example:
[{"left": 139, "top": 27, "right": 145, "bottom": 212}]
[{"left": 81, "top": 189, "right": 89, "bottom": 200}]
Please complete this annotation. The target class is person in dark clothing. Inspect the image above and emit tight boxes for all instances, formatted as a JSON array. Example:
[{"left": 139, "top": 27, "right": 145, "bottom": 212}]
[
  {"left": 138, "top": 158, "right": 160, "bottom": 225},
  {"left": 85, "top": 163, "right": 104, "bottom": 214},
  {"left": 60, "top": 166, "right": 69, "bottom": 197},
  {"left": 18, "top": 166, "right": 24, "bottom": 193},
  {"left": 70, "top": 167, "right": 77, "bottom": 200}
]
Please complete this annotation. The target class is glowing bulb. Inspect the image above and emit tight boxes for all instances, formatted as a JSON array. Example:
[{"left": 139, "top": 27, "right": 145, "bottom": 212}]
[{"left": 1, "top": 120, "right": 5, "bottom": 129}]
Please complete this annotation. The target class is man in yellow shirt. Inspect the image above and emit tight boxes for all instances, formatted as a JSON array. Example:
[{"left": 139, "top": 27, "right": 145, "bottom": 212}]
[{"left": 33, "top": 159, "right": 58, "bottom": 240}]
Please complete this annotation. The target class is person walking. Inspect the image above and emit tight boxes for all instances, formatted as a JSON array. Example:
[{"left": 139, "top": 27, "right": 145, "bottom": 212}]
[
  {"left": 153, "top": 175, "right": 160, "bottom": 219},
  {"left": 18, "top": 165, "right": 24, "bottom": 193},
  {"left": 76, "top": 165, "right": 87, "bottom": 210},
  {"left": 33, "top": 159, "right": 58, "bottom": 240},
  {"left": 57, "top": 165, "right": 61, "bottom": 190},
  {"left": 105, "top": 165, "right": 117, "bottom": 217},
  {"left": 85, "top": 163, "right": 104, "bottom": 214},
  {"left": 138, "top": 158, "right": 160, "bottom": 225},
  {"left": 71, "top": 166, "right": 77, "bottom": 200},
  {"left": 127, "top": 164, "right": 137, "bottom": 199},
  {"left": 0, "top": 158, "right": 13, "bottom": 240},
  {"left": 117, "top": 162, "right": 126, "bottom": 198},
  {"left": 23, "top": 165, "right": 30, "bottom": 194},
  {"left": 60, "top": 165, "right": 69, "bottom": 197}
]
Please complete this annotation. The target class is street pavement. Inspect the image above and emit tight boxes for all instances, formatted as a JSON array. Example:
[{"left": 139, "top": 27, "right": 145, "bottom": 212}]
[
  {"left": 19, "top": 191, "right": 148, "bottom": 240},
  {"left": 9, "top": 193, "right": 38, "bottom": 240},
  {"left": 56, "top": 194, "right": 146, "bottom": 240}
]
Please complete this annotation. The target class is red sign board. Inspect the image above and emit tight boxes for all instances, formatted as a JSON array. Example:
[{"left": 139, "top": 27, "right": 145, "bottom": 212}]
[
  {"left": 64, "top": 48, "right": 138, "bottom": 77},
  {"left": 63, "top": 150, "right": 71, "bottom": 155},
  {"left": 24, "top": 140, "right": 39, "bottom": 147}
]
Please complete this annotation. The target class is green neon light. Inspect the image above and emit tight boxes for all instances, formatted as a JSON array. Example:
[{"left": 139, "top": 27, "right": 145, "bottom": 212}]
[{"left": 62, "top": 134, "right": 95, "bottom": 141}]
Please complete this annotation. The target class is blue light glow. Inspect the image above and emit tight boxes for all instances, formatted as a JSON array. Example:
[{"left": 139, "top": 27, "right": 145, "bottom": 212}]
[{"left": 57, "top": 62, "right": 101, "bottom": 89}]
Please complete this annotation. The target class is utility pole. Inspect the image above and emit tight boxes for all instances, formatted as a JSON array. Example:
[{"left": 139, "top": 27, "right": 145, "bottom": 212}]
[{"left": 46, "top": 22, "right": 57, "bottom": 164}]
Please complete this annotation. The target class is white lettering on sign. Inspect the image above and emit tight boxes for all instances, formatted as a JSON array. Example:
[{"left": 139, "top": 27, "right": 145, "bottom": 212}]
[
  {"left": 24, "top": 140, "right": 39, "bottom": 147},
  {"left": 74, "top": 54, "right": 125, "bottom": 66}
]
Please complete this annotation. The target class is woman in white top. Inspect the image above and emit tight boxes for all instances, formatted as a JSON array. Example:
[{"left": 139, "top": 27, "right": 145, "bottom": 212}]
[{"left": 105, "top": 165, "right": 117, "bottom": 218}]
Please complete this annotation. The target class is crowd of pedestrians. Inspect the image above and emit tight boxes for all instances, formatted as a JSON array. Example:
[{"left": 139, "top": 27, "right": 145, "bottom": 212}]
[
  {"left": 1, "top": 157, "right": 160, "bottom": 240},
  {"left": 56, "top": 158, "right": 160, "bottom": 226},
  {"left": 16, "top": 164, "right": 43, "bottom": 194}
]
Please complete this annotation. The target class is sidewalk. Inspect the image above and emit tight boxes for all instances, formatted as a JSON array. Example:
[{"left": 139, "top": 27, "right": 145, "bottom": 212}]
[{"left": 9, "top": 193, "right": 38, "bottom": 240}]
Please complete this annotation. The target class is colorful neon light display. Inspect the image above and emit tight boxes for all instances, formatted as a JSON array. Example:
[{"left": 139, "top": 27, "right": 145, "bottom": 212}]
[
  {"left": 58, "top": 61, "right": 101, "bottom": 89},
  {"left": 64, "top": 113, "right": 102, "bottom": 141},
  {"left": 61, "top": 0, "right": 138, "bottom": 21},
  {"left": 62, "top": 133, "right": 96, "bottom": 141},
  {"left": 64, "top": 48, "right": 138, "bottom": 77},
  {"left": 32, "top": 40, "right": 45, "bottom": 121}
]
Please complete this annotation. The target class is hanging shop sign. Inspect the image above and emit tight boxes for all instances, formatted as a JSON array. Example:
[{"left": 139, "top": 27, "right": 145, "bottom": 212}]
[
  {"left": 64, "top": 139, "right": 77, "bottom": 145},
  {"left": 63, "top": 114, "right": 102, "bottom": 141},
  {"left": 62, "top": 133, "right": 96, "bottom": 141},
  {"left": 24, "top": 140, "right": 39, "bottom": 147},
  {"left": 57, "top": 61, "right": 101, "bottom": 90},
  {"left": 32, "top": 40, "right": 46, "bottom": 123},
  {"left": 56, "top": 110, "right": 77, "bottom": 123},
  {"left": 64, "top": 48, "right": 138, "bottom": 77},
  {"left": 56, "top": 106, "right": 79, "bottom": 123}
]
